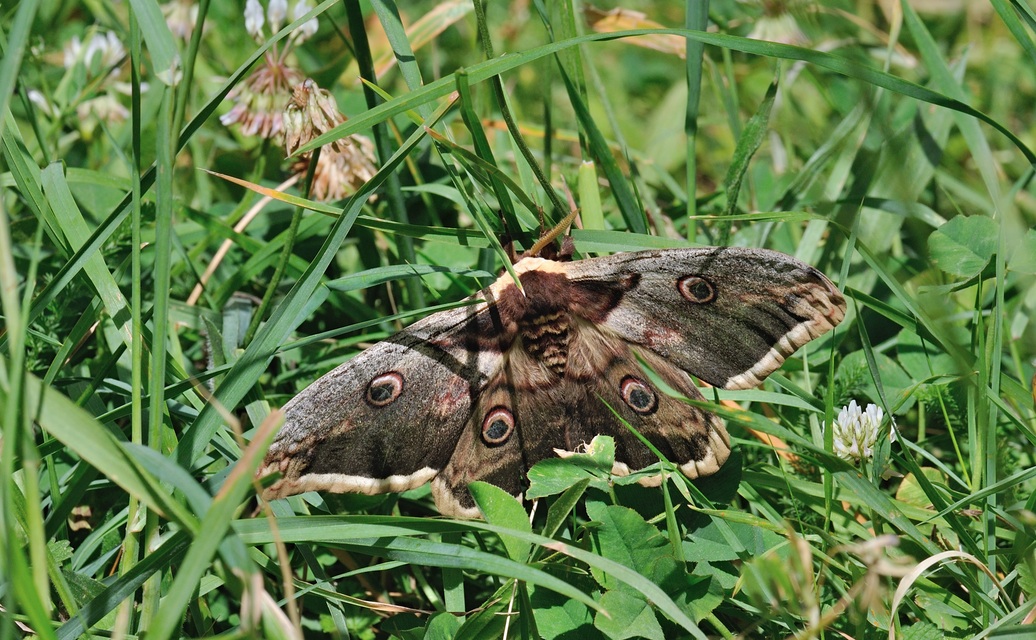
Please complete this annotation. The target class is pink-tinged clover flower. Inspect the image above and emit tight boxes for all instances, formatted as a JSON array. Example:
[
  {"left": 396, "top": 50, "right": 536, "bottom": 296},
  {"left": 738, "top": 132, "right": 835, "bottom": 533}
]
[
  {"left": 222, "top": 0, "right": 321, "bottom": 140},
  {"left": 283, "top": 80, "right": 377, "bottom": 202}
]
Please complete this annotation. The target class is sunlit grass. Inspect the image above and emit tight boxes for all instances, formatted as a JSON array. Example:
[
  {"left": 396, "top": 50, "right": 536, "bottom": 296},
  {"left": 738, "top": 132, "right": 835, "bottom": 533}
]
[{"left": 2, "top": 1, "right": 1034, "bottom": 638}]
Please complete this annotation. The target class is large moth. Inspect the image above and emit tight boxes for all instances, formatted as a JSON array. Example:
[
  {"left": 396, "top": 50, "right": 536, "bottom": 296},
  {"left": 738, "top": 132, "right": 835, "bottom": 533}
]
[{"left": 259, "top": 247, "right": 846, "bottom": 518}]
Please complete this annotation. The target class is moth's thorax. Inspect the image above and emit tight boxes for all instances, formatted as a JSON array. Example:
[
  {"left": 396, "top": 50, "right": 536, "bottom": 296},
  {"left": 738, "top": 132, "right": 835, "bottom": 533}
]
[
  {"left": 505, "top": 267, "right": 574, "bottom": 376},
  {"left": 486, "top": 256, "right": 568, "bottom": 299},
  {"left": 486, "top": 256, "right": 639, "bottom": 378}
]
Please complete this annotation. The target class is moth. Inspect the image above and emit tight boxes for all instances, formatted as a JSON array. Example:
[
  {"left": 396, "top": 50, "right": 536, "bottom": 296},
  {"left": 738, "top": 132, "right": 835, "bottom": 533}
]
[{"left": 259, "top": 247, "right": 846, "bottom": 518}]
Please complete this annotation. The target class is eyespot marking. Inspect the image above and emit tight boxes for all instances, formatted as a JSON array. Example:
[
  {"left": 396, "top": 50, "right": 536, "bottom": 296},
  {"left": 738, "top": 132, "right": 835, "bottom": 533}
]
[
  {"left": 677, "top": 276, "right": 715, "bottom": 303},
  {"left": 482, "top": 407, "right": 515, "bottom": 446},
  {"left": 366, "top": 372, "right": 404, "bottom": 407},
  {"left": 620, "top": 376, "right": 658, "bottom": 414}
]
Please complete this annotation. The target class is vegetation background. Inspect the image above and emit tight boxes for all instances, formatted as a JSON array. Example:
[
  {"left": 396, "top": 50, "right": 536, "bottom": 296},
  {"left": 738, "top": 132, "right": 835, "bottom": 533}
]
[{"left": 1, "top": 0, "right": 1035, "bottom": 638}]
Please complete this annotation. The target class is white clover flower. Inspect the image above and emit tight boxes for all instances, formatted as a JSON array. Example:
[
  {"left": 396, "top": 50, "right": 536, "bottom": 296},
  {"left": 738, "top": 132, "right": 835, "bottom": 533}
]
[
  {"left": 268, "top": 0, "right": 288, "bottom": 32},
  {"left": 245, "top": 0, "right": 265, "bottom": 39},
  {"left": 164, "top": 0, "right": 200, "bottom": 40},
  {"left": 27, "top": 90, "right": 56, "bottom": 117},
  {"left": 64, "top": 31, "right": 126, "bottom": 73},
  {"left": 828, "top": 400, "right": 896, "bottom": 463},
  {"left": 94, "top": 31, "right": 126, "bottom": 67},
  {"left": 292, "top": 0, "right": 319, "bottom": 42},
  {"left": 79, "top": 94, "right": 130, "bottom": 121},
  {"left": 747, "top": 12, "right": 807, "bottom": 46},
  {"left": 64, "top": 35, "right": 83, "bottom": 68}
]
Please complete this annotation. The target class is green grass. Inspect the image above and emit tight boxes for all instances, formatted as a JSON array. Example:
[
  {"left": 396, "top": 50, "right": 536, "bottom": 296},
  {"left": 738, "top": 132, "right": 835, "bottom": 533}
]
[{"left": 2, "top": 0, "right": 1036, "bottom": 638}]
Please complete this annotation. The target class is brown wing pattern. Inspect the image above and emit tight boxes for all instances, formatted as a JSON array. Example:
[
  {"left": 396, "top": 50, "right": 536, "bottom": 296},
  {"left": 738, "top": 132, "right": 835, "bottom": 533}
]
[
  {"left": 431, "top": 321, "right": 731, "bottom": 517},
  {"left": 260, "top": 247, "right": 844, "bottom": 518}
]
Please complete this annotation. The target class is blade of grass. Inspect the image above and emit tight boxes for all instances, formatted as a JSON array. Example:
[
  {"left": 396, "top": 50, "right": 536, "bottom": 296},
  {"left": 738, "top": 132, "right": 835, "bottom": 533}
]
[
  {"left": 40, "top": 164, "right": 134, "bottom": 347},
  {"left": 454, "top": 70, "right": 519, "bottom": 232},
  {"left": 146, "top": 411, "right": 282, "bottom": 640},
  {"left": 0, "top": 0, "right": 40, "bottom": 139},
  {"left": 684, "top": 0, "right": 709, "bottom": 225},
  {"left": 719, "top": 76, "right": 778, "bottom": 243},
  {"left": 348, "top": 0, "right": 425, "bottom": 309},
  {"left": 22, "top": 371, "right": 199, "bottom": 530},
  {"left": 175, "top": 102, "right": 449, "bottom": 467},
  {"left": 300, "top": 28, "right": 1036, "bottom": 167},
  {"left": 1, "top": 175, "right": 59, "bottom": 636},
  {"left": 558, "top": 65, "right": 647, "bottom": 234},
  {"left": 0, "top": 114, "right": 65, "bottom": 255},
  {"left": 473, "top": 0, "right": 568, "bottom": 219},
  {"left": 126, "top": 0, "right": 177, "bottom": 85},
  {"left": 992, "top": 0, "right": 1036, "bottom": 66}
]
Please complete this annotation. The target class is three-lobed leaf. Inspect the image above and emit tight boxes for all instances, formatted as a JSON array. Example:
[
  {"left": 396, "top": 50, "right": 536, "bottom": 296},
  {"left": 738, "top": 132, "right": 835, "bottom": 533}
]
[{"left": 928, "top": 215, "right": 999, "bottom": 278}]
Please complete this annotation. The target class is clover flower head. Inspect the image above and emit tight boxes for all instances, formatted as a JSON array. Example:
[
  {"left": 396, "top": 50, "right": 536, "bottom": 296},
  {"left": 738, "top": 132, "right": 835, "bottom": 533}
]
[
  {"left": 64, "top": 31, "right": 126, "bottom": 74},
  {"left": 245, "top": 0, "right": 266, "bottom": 39},
  {"left": 27, "top": 90, "right": 55, "bottom": 117},
  {"left": 292, "top": 0, "right": 319, "bottom": 41},
  {"left": 243, "top": 0, "right": 318, "bottom": 44},
  {"left": 283, "top": 79, "right": 346, "bottom": 156},
  {"left": 268, "top": 0, "right": 288, "bottom": 32},
  {"left": 163, "top": 0, "right": 200, "bottom": 39},
  {"left": 828, "top": 400, "right": 895, "bottom": 463},
  {"left": 220, "top": 60, "right": 304, "bottom": 138},
  {"left": 284, "top": 80, "right": 377, "bottom": 201}
]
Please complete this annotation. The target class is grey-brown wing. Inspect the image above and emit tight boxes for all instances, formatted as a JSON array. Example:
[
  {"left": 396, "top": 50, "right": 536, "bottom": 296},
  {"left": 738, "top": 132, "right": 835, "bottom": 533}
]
[
  {"left": 559, "top": 247, "right": 846, "bottom": 390},
  {"left": 259, "top": 299, "right": 508, "bottom": 502},
  {"left": 431, "top": 323, "right": 731, "bottom": 518}
]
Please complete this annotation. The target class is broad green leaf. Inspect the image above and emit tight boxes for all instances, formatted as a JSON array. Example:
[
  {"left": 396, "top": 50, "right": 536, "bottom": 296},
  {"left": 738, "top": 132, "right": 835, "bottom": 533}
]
[
  {"left": 469, "top": 481, "right": 532, "bottom": 562},
  {"left": 913, "top": 591, "right": 972, "bottom": 632},
  {"left": 380, "top": 613, "right": 424, "bottom": 640},
  {"left": 595, "top": 589, "right": 664, "bottom": 640},
  {"left": 423, "top": 611, "right": 462, "bottom": 640},
  {"left": 684, "top": 519, "right": 782, "bottom": 563},
  {"left": 527, "top": 435, "right": 616, "bottom": 499},
  {"left": 895, "top": 468, "right": 948, "bottom": 510},
  {"left": 584, "top": 502, "right": 677, "bottom": 589},
  {"left": 531, "top": 580, "right": 600, "bottom": 640},
  {"left": 902, "top": 622, "right": 950, "bottom": 640},
  {"left": 59, "top": 570, "right": 113, "bottom": 630},
  {"left": 927, "top": 215, "right": 999, "bottom": 278},
  {"left": 1008, "top": 228, "right": 1036, "bottom": 274},
  {"left": 675, "top": 573, "right": 725, "bottom": 624}
]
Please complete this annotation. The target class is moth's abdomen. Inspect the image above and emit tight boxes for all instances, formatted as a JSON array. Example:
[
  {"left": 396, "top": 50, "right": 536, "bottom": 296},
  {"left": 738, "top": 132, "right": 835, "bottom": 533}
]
[{"left": 519, "top": 309, "right": 570, "bottom": 376}]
